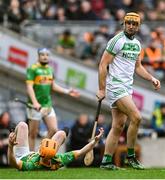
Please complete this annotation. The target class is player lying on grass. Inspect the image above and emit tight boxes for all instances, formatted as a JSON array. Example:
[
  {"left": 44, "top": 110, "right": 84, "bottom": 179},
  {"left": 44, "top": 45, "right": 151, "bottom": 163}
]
[{"left": 8, "top": 122, "right": 104, "bottom": 171}]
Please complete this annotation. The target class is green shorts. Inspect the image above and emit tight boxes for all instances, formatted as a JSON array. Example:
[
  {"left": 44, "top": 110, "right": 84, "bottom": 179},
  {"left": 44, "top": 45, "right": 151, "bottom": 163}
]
[{"left": 55, "top": 151, "right": 75, "bottom": 166}]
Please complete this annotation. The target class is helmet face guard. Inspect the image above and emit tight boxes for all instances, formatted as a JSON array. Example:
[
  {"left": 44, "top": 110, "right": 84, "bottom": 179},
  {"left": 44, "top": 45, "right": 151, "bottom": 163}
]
[
  {"left": 124, "top": 12, "right": 140, "bottom": 26},
  {"left": 39, "top": 138, "right": 57, "bottom": 159}
]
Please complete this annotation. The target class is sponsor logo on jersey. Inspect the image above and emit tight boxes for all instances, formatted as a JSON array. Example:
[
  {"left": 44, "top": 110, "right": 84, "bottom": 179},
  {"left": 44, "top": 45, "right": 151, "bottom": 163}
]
[
  {"left": 122, "top": 43, "right": 140, "bottom": 51},
  {"left": 122, "top": 52, "right": 139, "bottom": 61},
  {"left": 34, "top": 75, "right": 53, "bottom": 85},
  {"left": 122, "top": 43, "right": 140, "bottom": 61}
]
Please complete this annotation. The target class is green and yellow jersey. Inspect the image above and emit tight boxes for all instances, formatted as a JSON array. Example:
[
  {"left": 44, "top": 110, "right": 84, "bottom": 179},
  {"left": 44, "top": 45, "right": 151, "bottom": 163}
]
[
  {"left": 26, "top": 62, "right": 54, "bottom": 107},
  {"left": 18, "top": 151, "right": 75, "bottom": 171},
  {"left": 58, "top": 36, "right": 75, "bottom": 49}
]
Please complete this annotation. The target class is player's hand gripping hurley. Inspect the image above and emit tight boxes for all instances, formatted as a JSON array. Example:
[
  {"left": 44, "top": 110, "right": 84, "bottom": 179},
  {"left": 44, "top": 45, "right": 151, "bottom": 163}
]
[
  {"left": 84, "top": 99, "right": 102, "bottom": 166},
  {"left": 14, "top": 98, "right": 51, "bottom": 117},
  {"left": 14, "top": 98, "right": 37, "bottom": 109}
]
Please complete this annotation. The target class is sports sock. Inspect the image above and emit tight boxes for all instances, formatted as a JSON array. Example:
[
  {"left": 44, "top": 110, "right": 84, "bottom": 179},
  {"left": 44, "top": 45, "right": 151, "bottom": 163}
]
[
  {"left": 101, "top": 154, "right": 112, "bottom": 164},
  {"left": 127, "top": 148, "right": 135, "bottom": 157}
]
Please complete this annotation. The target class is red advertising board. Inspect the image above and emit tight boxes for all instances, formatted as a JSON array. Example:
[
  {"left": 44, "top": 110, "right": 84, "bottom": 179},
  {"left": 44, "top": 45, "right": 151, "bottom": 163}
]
[{"left": 8, "top": 46, "right": 28, "bottom": 67}]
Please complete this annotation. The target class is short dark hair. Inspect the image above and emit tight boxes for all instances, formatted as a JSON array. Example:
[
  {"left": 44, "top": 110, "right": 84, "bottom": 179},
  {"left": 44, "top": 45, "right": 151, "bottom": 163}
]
[{"left": 63, "top": 29, "right": 71, "bottom": 36}]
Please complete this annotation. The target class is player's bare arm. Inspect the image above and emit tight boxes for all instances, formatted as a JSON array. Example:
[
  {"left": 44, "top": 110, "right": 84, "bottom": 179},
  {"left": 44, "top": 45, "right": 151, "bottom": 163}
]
[
  {"left": 8, "top": 132, "right": 19, "bottom": 169},
  {"left": 97, "top": 51, "right": 114, "bottom": 100},
  {"left": 26, "top": 83, "right": 41, "bottom": 110},
  {"left": 52, "top": 81, "right": 80, "bottom": 97},
  {"left": 74, "top": 128, "right": 104, "bottom": 158},
  {"left": 135, "top": 56, "right": 161, "bottom": 90}
]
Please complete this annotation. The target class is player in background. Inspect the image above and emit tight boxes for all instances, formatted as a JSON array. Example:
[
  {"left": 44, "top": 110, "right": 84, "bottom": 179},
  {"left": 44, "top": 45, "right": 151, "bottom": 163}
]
[
  {"left": 8, "top": 122, "right": 104, "bottom": 171},
  {"left": 26, "top": 48, "right": 79, "bottom": 151},
  {"left": 97, "top": 12, "right": 161, "bottom": 170}
]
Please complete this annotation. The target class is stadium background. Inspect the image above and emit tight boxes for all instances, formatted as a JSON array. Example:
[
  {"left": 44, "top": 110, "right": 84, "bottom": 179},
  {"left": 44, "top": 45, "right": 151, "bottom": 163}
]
[{"left": 0, "top": 0, "right": 165, "bottom": 169}]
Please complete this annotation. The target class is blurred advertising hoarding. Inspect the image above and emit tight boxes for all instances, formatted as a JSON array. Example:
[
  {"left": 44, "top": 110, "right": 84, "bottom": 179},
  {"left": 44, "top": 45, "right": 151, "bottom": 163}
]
[
  {"left": 0, "top": 32, "right": 164, "bottom": 119},
  {"left": 133, "top": 86, "right": 165, "bottom": 119},
  {"left": 8, "top": 46, "right": 28, "bottom": 67}
]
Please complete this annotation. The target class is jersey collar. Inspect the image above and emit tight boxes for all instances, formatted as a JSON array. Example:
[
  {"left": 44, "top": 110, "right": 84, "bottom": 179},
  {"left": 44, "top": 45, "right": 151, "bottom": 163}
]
[
  {"left": 37, "top": 62, "right": 48, "bottom": 68},
  {"left": 124, "top": 31, "right": 135, "bottom": 40}
]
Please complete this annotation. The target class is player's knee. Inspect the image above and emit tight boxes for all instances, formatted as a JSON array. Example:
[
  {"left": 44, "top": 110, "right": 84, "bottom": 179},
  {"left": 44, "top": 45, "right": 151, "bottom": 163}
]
[
  {"left": 112, "top": 124, "right": 124, "bottom": 135},
  {"left": 57, "top": 130, "right": 67, "bottom": 139},
  {"left": 131, "top": 111, "right": 142, "bottom": 126},
  {"left": 18, "top": 122, "right": 28, "bottom": 130}
]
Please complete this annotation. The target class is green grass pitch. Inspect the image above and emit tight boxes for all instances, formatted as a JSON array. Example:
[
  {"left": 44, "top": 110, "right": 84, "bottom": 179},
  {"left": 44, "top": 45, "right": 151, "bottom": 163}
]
[{"left": 1, "top": 167, "right": 165, "bottom": 179}]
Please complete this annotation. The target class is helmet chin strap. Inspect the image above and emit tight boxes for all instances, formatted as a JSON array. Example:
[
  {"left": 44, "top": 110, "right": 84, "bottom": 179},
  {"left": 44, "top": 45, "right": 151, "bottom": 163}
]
[{"left": 40, "top": 61, "right": 49, "bottom": 66}]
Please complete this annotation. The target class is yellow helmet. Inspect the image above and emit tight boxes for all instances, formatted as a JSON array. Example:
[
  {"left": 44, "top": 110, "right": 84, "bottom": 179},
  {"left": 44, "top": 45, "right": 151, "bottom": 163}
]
[
  {"left": 124, "top": 12, "right": 140, "bottom": 26},
  {"left": 39, "top": 138, "right": 57, "bottom": 159}
]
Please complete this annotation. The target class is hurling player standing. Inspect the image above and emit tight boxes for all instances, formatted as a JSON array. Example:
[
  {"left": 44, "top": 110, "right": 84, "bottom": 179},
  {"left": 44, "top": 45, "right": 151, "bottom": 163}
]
[
  {"left": 97, "top": 12, "right": 161, "bottom": 170},
  {"left": 26, "top": 48, "right": 79, "bottom": 151}
]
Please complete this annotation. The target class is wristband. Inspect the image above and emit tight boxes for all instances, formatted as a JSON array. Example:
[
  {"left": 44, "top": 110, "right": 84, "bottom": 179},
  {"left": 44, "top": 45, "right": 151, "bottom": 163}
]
[
  {"left": 151, "top": 76, "right": 155, "bottom": 82},
  {"left": 64, "top": 89, "right": 70, "bottom": 94}
]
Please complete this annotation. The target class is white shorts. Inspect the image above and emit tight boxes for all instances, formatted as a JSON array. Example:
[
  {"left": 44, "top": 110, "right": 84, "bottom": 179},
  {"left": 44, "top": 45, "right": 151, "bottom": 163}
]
[
  {"left": 106, "top": 84, "right": 133, "bottom": 108},
  {"left": 26, "top": 107, "right": 56, "bottom": 121},
  {"left": 14, "top": 146, "right": 33, "bottom": 163}
]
